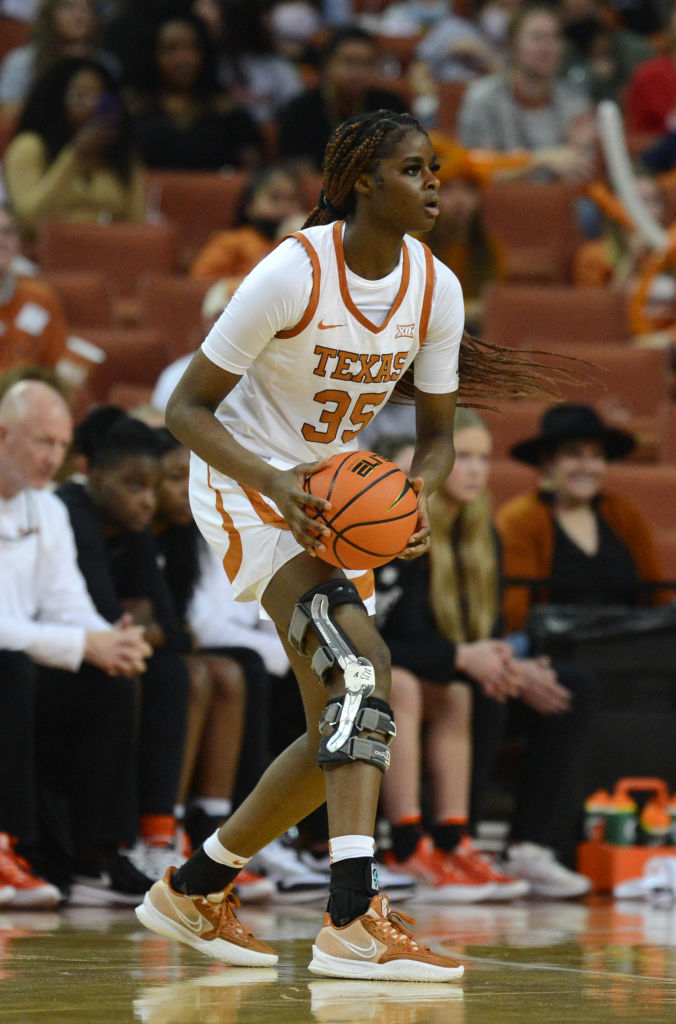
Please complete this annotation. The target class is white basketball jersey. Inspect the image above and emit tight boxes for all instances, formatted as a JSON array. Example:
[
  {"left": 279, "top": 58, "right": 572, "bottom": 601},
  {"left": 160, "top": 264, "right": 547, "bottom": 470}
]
[{"left": 213, "top": 221, "right": 437, "bottom": 467}]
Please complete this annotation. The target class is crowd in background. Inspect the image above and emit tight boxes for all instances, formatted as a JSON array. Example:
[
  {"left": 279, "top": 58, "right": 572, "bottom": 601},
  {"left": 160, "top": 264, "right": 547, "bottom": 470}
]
[{"left": 0, "top": 0, "right": 675, "bottom": 911}]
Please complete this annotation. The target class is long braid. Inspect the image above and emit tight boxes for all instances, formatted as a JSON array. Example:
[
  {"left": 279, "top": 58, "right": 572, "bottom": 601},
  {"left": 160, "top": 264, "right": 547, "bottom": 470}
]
[{"left": 301, "top": 108, "right": 589, "bottom": 405}]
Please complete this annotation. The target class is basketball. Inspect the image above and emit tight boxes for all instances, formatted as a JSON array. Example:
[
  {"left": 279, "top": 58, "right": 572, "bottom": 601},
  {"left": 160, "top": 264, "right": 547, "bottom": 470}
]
[{"left": 303, "top": 450, "right": 419, "bottom": 570}]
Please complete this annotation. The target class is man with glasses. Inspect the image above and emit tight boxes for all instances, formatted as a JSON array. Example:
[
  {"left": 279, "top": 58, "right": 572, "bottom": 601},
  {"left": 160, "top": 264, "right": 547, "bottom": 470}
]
[{"left": 0, "top": 378, "right": 152, "bottom": 907}]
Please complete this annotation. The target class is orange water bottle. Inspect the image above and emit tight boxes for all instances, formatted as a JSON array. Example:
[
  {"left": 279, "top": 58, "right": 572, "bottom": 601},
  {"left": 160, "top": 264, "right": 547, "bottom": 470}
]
[
  {"left": 639, "top": 797, "right": 672, "bottom": 846},
  {"left": 604, "top": 793, "right": 637, "bottom": 846}
]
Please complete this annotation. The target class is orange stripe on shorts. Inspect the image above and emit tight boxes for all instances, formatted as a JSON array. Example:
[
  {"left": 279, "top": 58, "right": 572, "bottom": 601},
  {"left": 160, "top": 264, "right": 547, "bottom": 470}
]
[
  {"left": 353, "top": 570, "right": 375, "bottom": 602},
  {"left": 241, "top": 485, "right": 291, "bottom": 530},
  {"left": 207, "top": 466, "right": 243, "bottom": 582}
]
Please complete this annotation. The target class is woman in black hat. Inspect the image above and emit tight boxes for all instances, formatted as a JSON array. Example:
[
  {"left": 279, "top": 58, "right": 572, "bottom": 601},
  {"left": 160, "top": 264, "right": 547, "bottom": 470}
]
[{"left": 496, "top": 403, "right": 664, "bottom": 635}]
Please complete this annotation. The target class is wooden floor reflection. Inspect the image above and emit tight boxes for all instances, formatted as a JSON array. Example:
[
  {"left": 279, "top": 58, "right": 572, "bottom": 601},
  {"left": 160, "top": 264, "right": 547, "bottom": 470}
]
[{"left": 1, "top": 896, "right": 676, "bottom": 1023}]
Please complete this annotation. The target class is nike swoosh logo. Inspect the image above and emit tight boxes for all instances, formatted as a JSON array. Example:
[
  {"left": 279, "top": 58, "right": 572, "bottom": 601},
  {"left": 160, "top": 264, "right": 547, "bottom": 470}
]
[
  {"left": 318, "top": 321, "right": 346, "bottom": 330},
  {"left": 334, "top": 935, "right": 378, "bottom": 959},
  {"left": 175, "top": 904, "right": 207, "bottom": 932}
]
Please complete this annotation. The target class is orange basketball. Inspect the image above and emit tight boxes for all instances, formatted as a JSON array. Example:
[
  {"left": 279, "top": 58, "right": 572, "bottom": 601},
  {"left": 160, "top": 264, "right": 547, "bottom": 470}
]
[{"left": 303, "top": 450, "right": 419, "bottom": 570}]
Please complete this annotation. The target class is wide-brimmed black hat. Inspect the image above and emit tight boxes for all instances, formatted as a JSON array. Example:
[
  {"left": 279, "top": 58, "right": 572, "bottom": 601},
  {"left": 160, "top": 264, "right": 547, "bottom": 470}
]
[{"left": 510, "top": 404, "right": 636, "bottom": 466}]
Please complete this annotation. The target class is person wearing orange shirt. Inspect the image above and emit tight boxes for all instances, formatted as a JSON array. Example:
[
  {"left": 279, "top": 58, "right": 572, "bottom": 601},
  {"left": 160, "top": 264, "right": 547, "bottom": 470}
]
[{"left": 0, "top": 204, "right": 68, "bottom": 373}]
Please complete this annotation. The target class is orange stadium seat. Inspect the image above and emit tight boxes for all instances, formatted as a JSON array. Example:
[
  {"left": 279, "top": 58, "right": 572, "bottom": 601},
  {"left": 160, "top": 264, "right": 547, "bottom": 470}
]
[
  {"left": 145, "top": 170, "right": 250, "bottom": 268},
  {"left": 0, "top": 17, "right": 30, "bottom": 61},
  {"left": 83, "top": 328, "right": 169, "bottom": 405},
  {"left": 36, "top": 222, "right": 179, "bottom": 308},
  {"left": 482, "top": 283, "right": 631, "bottom": 348},
  {"left": 43, "top": 271, "right": 113, "bottom": 330},
  {"left": 481, "top": 400, "right": 549, "bottom": 460},
  {"left": 481, "top": 181, "right": 582, "bottom": 283},
  {"left": 604, "top": 464, "right": 676, "bottom": 531},
  {"left": 137, "top": 274, "right": 211, "bottom": 359}
]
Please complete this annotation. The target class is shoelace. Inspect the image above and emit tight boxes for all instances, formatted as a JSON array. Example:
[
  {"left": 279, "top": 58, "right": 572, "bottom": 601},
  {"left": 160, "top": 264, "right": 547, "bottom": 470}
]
[
  {"left": 205, "top": 888, "right": 252, "bottom": 939},
  {"left": 373, "top": 908, "right": 430, "bottom": 952}
]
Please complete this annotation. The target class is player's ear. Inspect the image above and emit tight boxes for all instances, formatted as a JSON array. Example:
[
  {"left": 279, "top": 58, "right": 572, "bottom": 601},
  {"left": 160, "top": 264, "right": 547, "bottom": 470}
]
[{"left": 354, "top": 172, "right": 373, "bottom": 199}]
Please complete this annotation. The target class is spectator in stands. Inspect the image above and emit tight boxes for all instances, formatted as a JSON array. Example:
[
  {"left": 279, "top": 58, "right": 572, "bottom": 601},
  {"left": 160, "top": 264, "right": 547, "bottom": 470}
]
[
  {"left": 377, "top": 416, "right": 595, "bottom": 897},
  {"left": 574, "top": 172, "right": 676, "bottom": 334},
  {"left": 3, "top": 55, "right": 145, "bottom": 238},
  {"left": 0, "top": 378, "right": 152, "bottom": 906},
  {"left": 410, "top": 1, "right": 503, "bottom": 85},
  {"left": 559, "top": 0, "right": 654, "bottom": 104},
  {"left": 276, "top": 25, "right": 408, "bottom": 171},
  {"left": 190, "top": 165, "right": 306, "bottom": 280},
  {"left": 457, "top": 5, "right": 597, "bottom": 184},
  {"left": 0, "top": 0, "right": 109, "bottom": 111},
  {"left": 206, "top": 0, "right": 304, "bottom": 125},
  {"left": 496, "top": 404, "right": 666, "bottom": 636},
  {"left": 59, "top": 406, "right": 191, "bottom": 881},
  {"left": 0, "top": 203, "right": 69, "bottom": 374},
  {"left": 625, "top": 5, "right": 676, "bottom": 135},
  {"left": 126, "top": 11, "right": 263, "bottom": 172}
]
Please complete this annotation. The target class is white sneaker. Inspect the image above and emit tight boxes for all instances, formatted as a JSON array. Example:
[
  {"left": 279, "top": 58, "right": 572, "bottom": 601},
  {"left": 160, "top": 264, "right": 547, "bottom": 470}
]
[
  {"left": 500, "top": 843, "right": 591, "bottom": 899},
  {"left": 128, "top": 837, "right": 188, "bottom": 881},
  {"left": 248, "top": 839, "right": 329, "bottom": 902}
]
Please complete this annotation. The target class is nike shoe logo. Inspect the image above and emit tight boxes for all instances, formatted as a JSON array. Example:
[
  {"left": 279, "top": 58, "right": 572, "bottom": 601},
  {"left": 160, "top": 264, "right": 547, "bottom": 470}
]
[
  {"left": 334, "top": 935, "right": 378, "bottom": 959},
  {"left": 318, "top": 321, "right": 346, "bottom": 330},
  {"left": 175, "top": 903, "right": 208, "bottom": 933}
]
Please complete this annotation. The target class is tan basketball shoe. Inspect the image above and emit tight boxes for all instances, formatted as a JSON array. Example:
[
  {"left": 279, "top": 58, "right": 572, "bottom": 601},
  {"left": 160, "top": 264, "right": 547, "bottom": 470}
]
[
  {"left": 309, "top": 893, "right": 464, "bottom": 981},
  {"left": 135, "top": 867, "right": 278, "bottom": 966}
]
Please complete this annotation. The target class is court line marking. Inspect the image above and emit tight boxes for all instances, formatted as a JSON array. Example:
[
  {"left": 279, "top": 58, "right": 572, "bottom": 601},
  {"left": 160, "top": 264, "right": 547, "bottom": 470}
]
[{"left": 457, "top": 952, "right": 676, "bottom": 985}]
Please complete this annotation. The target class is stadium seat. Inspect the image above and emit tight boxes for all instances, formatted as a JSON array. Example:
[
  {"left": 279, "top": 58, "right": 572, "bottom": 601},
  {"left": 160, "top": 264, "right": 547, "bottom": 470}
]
[
  {"left": 481, "top": 181, "right": 582, "bottom": 283},
  {"left": 36, "top": 222, "right": 179, "bottom": 309},
  {"left": 482, "top": 283, "right": 631, "bottom": 348},
  {"left": 654, "top": 530, "right": 676, "bottom": 583},
  {"left": 43, "top": 271, "right": 113, "bottom": 330},
  {"left": 0, "top": 17, "right": 30, "bottom": 61},
  {"left": 137, "top": 274, "right": 211, "bottom": 359},
  {"left": 83, "top": 328, "right": 169, "bottom": 404},
  {"left": 145, "top": 170, "right": 250, "bottom": 268},
  {"left": 481, "top": 400, "right": 549, "bottom": 460},
  {"left": 604, "top": 464, "right": 676, "bottom": 531}
]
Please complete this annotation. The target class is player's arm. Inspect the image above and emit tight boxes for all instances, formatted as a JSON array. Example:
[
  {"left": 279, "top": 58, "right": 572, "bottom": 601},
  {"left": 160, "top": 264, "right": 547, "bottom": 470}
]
[{"left": 166, "top": 354, "right": 331, "bottom": 555}]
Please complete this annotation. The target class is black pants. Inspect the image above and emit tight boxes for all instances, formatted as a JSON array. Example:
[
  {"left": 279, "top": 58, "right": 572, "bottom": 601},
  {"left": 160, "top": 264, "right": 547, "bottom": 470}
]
[
  {"left": 0, "top": 652, "right": 39, "bottom": 844},
  {"left": 136, "top": 648, "right": 190, "bottom": 817},
  {"left": 470, "top": 661, "right": 599, "bottom": 865}
]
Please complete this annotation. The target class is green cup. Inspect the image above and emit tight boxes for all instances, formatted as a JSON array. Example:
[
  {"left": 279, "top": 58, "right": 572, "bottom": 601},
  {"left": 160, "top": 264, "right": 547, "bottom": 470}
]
[{"left": 604, "top": 803, "right": 637, "bottom": 846}]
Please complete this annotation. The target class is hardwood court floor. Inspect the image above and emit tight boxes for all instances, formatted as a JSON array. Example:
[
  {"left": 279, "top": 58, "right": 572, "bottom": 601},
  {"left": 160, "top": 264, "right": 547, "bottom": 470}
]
[{"left": 1, "top": 896, "right": 675, "bottom": 1023}]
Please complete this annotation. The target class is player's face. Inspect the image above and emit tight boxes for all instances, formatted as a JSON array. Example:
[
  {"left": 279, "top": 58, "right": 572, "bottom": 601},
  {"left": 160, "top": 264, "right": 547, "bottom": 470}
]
[
  {"left": 444, "top": 425, "right": 491, "bottom": 504},
  {"left": 542, "top": 439, "right": 607, "bottom": 504},
  {"left": 90, "top": 455, "right": 160, "bottom": 533},
  {"left": 157, "top": 446, "right": 192, "bottom": 526},
  {"left": 366, "top": 130, "right": 440, "bottom": 235}
]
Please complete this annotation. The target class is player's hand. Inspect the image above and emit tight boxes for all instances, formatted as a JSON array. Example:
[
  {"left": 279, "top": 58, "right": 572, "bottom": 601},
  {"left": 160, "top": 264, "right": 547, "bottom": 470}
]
[
  {"left": 268, "top": 460, "right": 333, "bottom": 557},
  {"left": 518, "top": 657, "right": 572, "bottom": 715},
  {"left": 456, "top": 640, "right": 522, "bottom": 702},
  {"left": 84, "top": 626, "right": 152, "bottom": 677},
  {"left": 398, "top": 477, "right": 430, "bottom": 560}
]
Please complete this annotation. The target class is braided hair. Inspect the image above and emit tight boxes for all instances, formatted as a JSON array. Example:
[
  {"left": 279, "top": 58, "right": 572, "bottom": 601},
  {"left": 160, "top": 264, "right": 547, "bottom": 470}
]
[
  {"left": 303, "top": 109, "right": 587, "bottom": 406},
  {"left": 303, "top": 109, "right": 426, "bottom": 228}
]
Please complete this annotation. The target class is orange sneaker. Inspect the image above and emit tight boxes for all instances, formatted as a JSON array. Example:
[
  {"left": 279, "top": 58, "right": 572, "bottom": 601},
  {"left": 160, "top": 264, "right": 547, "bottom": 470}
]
[
  {"left": 0, "top": 833, "right": 62, "bottom": 908},
  {"left": 309, "top": 893, "right": 464, "bottom": 981},
  {"left": 384, "top": 837, "right": 494, "bottom": 903},
  {"left": 445, "top": 836, "right": 530, "bottom": 901},
  {"left": 135, "top": 867, "right": 278, "bottom": 966}
]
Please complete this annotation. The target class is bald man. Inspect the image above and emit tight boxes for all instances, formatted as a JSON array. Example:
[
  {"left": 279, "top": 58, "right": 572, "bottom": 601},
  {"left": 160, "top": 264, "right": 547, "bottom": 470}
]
[{"left": 0, "top": 380, "right": 153, "bottom": 908}]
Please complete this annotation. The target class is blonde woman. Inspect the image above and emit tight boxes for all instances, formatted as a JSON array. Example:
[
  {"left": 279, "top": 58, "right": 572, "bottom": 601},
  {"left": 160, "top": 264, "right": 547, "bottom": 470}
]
[{"left": 376, "top": 410, "right": 593, "bottom": 900}]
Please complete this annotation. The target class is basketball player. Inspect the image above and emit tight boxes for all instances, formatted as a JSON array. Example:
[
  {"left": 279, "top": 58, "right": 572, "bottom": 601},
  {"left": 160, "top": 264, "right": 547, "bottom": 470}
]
[{"left": 135, "top": 109, "right": 474, "bottom": 981}]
